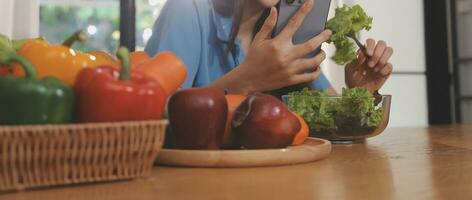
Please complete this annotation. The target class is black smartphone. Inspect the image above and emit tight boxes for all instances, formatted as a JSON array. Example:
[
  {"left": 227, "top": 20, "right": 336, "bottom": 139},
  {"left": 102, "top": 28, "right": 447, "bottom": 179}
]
[
  {"left": 274, "top": 0, "right": 332, "bottom": 57},
  {"left": 268, "top": 0, "right": 332, "bottom": 98}
]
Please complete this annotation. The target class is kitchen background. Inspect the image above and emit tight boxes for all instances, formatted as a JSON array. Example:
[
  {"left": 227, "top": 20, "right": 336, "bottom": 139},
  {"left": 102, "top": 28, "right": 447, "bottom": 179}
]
[
  {"left": 457, "top": 0, "right": 472, "bottom": 122},
  {"left": 0, "top": 0, "right": 462, "bottom": 127}
]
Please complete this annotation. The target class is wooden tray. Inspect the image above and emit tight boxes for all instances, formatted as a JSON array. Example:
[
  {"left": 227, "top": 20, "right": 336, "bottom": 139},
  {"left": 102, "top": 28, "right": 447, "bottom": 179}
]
[{"left": 156, "top": 138, "right": 331, "bottom": 168}]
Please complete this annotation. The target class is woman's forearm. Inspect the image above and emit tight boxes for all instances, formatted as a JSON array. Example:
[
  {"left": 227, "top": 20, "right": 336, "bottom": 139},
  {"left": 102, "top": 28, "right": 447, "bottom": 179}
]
[
  {"left": 325, "top": 86, "right": 337, "bottom": 96},
  {"left": 210, "top": 64, "right": 337, "bottom": 96},
  {"left": 208, "top": 66, "right": 255, "bottom": 95}
]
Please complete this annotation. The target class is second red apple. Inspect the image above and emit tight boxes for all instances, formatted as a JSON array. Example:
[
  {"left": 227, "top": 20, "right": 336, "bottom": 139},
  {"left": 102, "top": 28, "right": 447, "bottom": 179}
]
[{"left": 232, "top": 93, "right": 301, "bottom": 149}]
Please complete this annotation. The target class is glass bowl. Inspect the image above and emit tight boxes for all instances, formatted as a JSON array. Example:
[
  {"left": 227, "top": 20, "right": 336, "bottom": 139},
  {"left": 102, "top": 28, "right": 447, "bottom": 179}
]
[{"left": 282, "top": 95, "right": 391, "bottom": 143}]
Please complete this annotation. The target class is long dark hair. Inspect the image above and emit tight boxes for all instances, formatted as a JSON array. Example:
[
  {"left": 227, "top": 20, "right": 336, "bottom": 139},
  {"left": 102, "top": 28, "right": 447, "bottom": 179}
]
[{"left": 213, "top": 0, "right": 271, "bottom": 55}]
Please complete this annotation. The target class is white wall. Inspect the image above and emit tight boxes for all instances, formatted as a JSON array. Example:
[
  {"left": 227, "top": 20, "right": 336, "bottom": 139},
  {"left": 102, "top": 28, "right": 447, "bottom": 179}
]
[
  {"left": 0, "top": 0, "right": 14, "bottom": 37},
  {"left": 322, "top": 0, "right": 428, "bottom": 127},
  {"left": 12, "top": 0, "right": 40, "bottom": 39},
  {"left": 0, "top": 0, "right": 39, "bottom": 39}
]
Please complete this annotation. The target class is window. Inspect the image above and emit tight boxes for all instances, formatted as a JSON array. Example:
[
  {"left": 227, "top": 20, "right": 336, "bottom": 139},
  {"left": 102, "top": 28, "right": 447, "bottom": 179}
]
[
  {"left": 136, "top": 0, "right": 167, "bottom": 50},
  {"left": 39, "top": 0, "right": 167, "bottom": 53}
]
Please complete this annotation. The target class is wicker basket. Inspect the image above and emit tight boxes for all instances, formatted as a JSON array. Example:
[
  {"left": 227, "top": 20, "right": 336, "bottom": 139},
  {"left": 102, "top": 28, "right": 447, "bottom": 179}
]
[{"left": 0, "top": 120, "right": 167, "bottom": 192}]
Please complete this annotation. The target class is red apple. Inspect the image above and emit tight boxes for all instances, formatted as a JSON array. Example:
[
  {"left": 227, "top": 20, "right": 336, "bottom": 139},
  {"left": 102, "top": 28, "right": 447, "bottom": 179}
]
[
  {"left": 168, "top": 88, "right": 228, "bottom": 149},
  {"left": 232, "top": 94, "right": 301, "bottom": 149}
]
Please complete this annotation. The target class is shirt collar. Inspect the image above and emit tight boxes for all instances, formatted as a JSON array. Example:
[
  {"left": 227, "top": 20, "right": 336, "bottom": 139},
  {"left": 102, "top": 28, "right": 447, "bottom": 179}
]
[{"left": 210, "top": 0, "right": 233, "bottom": 43}]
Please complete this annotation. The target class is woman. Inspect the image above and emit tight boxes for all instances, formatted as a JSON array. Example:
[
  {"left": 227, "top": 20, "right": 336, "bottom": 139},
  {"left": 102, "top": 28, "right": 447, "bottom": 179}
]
[{"left": 145, "top": 0, "right": 394, "bottom": 95}]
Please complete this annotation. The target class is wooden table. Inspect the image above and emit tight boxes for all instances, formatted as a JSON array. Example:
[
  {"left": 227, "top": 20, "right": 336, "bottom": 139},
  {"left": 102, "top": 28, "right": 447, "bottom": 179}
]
[{"left": 2, "top": 125, "right": 472, "bottom": 200}]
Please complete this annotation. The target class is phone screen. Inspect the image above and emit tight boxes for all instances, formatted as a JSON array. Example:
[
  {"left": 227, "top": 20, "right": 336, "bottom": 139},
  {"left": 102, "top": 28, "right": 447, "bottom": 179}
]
[{"left": 274, "top": 0, "right": 332, "bottom": 56}]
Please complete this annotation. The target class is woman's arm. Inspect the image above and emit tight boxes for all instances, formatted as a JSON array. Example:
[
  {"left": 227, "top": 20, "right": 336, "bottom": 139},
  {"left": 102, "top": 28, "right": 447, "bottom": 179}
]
[{"left": 325, "top": 86, "right": 338, "bottom": 95}]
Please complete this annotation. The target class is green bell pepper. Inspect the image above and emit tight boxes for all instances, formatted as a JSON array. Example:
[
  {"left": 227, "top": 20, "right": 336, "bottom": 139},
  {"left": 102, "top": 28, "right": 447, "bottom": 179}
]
[{"left": 0, "top": 49, "right": 74, "bottom": 125}]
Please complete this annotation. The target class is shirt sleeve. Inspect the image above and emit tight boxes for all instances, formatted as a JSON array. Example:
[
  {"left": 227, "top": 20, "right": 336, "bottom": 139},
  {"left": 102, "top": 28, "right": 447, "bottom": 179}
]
[
  {"left": 310, "top": 72, "right": 331, "bottom": 90},
  {"left": 145, "top": 0, "right": 201, "bottom": 88}
]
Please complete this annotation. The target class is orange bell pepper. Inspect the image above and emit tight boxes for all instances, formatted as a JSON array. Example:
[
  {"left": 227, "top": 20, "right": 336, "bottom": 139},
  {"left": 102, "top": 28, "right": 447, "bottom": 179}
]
[
  {"left": 136, "top": 51, "right": 187, "bottom": 96},
  {"left": 130, "top": 51, "right": 151, "bottom": 68}
]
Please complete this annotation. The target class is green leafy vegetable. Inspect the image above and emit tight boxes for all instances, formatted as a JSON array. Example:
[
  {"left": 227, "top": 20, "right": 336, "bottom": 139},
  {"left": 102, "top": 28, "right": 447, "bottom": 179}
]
[
  {"left": 0, "top": 34, "right": 14, "bottom": 72},
  {"left": 0, "top": 34, "right": 47, "bottom": 52},
  {"left": 286, "top": 88, "right": 383, "bottom": 136},
  {"left": 0, "top": 34, "right": 13, "bottom": 52},
  {"left": 327, "top": 5, "right": 373, "bottom": 65}
]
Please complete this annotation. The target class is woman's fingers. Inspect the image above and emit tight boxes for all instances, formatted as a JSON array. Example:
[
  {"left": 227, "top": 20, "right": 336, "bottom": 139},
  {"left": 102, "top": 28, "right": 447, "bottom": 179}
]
[
  {"left": 368, "top": 40, "right": 387, "bottom": 68},
  {"left": 287, "top": 50, "right": 326, "bottom": 85},
  {"left": 293, "top": 30, "right": 332, "bottom": 58},
  {"left": 380, "top": 63, "right": 393, "bottom": 76},
  {"left": 277, "top": 0, "right": 314, "bottom": 39},
  {"left": 292, "top": 50, "right": 326, "bottom": 73},
  {"left": 289, "top": 68, "right": 321, "bottom": 85},
  {"left": 253, "top": 7, "right": 278, "bottom": 44},
  {"left": 366, "top": 39, "right": 376, "bottom": 56},
  {"left": 357, "top": 49, "right": 367, "bottom": 65},
  {"left": 375, "top": 47, "right": 394, "bottom": 71}
]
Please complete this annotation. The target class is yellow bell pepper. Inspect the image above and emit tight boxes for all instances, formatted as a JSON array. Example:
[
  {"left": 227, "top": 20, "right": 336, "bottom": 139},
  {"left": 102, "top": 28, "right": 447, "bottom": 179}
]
[{"left": 12, "top": 32, "right": 118, "bottom": 85}]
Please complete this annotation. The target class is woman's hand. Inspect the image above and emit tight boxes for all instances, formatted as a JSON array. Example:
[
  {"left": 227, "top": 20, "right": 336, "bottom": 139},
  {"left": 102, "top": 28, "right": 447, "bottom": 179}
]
[
  {"left": 345, "top": 39, "right": 394, "bottom": 93},
  {"left": 210, "top": 0, "right": 332, "bottom": 94}
]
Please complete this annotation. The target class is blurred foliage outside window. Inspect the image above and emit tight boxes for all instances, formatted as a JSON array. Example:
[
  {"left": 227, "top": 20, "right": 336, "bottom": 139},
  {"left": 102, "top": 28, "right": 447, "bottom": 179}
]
[{"left": 39, "top": 0, "right": 167, "bottom": 54}]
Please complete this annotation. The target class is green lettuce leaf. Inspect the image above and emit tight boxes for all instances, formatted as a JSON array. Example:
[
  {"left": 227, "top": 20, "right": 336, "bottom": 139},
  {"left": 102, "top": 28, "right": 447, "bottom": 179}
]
[
  {"left": 327, "top": 5, "right": 373, "bottom": 65},
  {"left": 286, "top": 87, "right": 383, "bottom": 135},
  {"left": 0, "top": 34, "right": 13, "bottom": 52}
]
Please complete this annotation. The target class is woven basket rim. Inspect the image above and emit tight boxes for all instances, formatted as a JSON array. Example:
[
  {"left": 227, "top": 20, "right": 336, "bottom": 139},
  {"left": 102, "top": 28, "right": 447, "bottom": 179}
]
[
  {"left": 0, "top": 119, "right": 169, "bottom": 130},
  {"left": 0, "top": 119, "right": 168, "bottom": 191}
]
